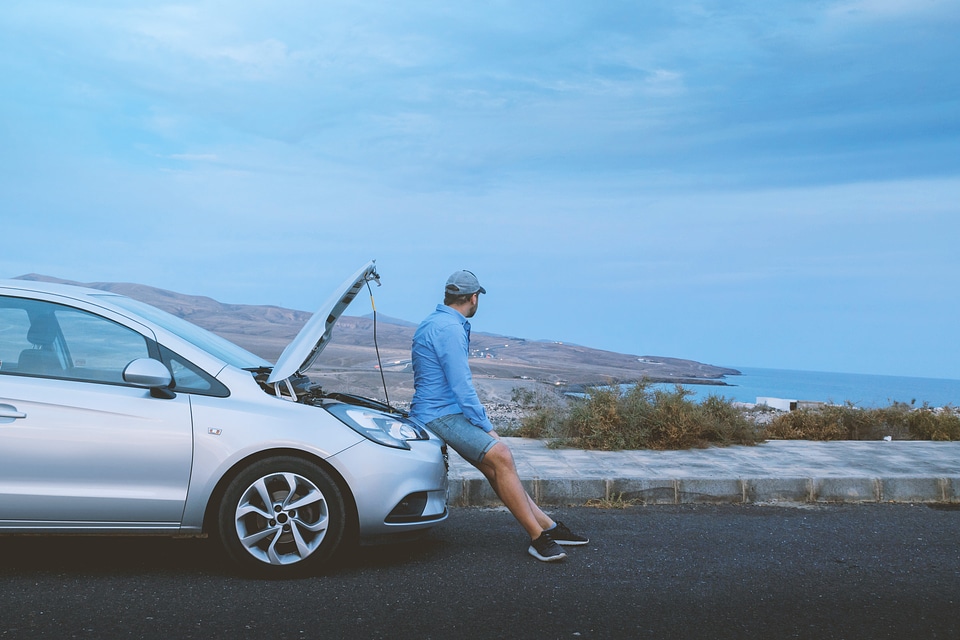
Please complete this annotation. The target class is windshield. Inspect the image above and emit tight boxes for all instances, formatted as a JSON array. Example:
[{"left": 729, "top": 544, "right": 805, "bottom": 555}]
[{"left": 99, "top": 294, "right": 271, "bottom": 370}]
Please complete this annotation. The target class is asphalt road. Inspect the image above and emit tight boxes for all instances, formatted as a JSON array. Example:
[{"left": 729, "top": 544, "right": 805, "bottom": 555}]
[{"left": 1, "top": 504, "right": 958, "bottom": 640}]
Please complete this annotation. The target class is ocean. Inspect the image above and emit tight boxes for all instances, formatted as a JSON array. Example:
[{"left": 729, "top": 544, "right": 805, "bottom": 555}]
[{"left": 650, "top": 367, "right": 960, "bottom": 409}]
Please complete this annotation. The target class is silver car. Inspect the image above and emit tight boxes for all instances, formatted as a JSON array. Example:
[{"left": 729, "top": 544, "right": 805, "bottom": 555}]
[{"left": 0, "top": 261, "right": 447, "bottom": 577}]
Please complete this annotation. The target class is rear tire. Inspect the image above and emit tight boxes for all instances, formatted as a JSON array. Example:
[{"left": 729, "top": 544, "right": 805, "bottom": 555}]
[{"left": 217, "top": 456, "right": 346, "bottom": 578}]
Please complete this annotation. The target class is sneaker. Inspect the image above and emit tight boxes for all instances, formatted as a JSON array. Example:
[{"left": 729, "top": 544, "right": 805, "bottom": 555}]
[
  {"left": 549, "top": 521, "right": 589, "bottom": 546},
  {"left": 528, "top": 531, "right": 567, "bottom": 562}
]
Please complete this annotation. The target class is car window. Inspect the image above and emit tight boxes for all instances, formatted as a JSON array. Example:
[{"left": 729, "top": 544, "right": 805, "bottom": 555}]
[
  {"left": 0, "top": 307, "right": 31, "bottom": 372},
  {"left": 102, "top": 294, "right": 270, "bottom": 370},
  {"left": 170, "top": 356, "right": 211, "bottom": 391},
  {"left": 57, "top": 308, "right": 150, "bottom": 381},
  {"left": 157, "top": 344, "right": 228, "bottom": 397},
  {"left": 0, "top": 297, "right": 149, "bottom": 384}
]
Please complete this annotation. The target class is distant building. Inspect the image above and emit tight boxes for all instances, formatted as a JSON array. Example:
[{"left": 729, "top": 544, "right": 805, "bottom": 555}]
[
  {"left": 757, "top": 397, "right": 797, "bottom": 411},
  {"left": 757, "top": 397, "right": 828, "bottom": 411}
]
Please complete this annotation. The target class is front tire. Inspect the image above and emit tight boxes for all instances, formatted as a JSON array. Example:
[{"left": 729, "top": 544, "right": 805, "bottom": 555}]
[{"left": 217, "top": 456, "right": 346, "bottom": 577}]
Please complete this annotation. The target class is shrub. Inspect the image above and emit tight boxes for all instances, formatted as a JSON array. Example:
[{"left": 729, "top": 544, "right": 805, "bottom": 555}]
[
  {"left": 516, "top": 384, "right": 960, "bottom": 449},
  {"left": 698, "top": 394, "right": 766, "bottom": 445},
  {"left": 509, "top": 385, "right": 567, "bottom": 438},
  {"left": 906, "top": 405, "right": 960, "bottom": 441},
  {"left": 765, "top": 404, "right": 851, "bottom": 440},
  {"left": 646, "top": 386, "right": 703, "bottom": 449},
  {"left": 764, "top": 402, "right": 960, "bottom": 441},
  {"left": 519, "top": 382, "right": 764, "bottom": 450}
]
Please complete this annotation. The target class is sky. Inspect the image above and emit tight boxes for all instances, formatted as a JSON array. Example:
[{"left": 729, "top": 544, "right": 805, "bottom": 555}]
[{"left": 1, "top": 0, "right": 958, "bottom": 380}]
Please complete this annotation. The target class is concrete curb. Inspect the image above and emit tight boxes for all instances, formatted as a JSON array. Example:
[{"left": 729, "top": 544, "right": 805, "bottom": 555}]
[
  {"left": 446, "top": 476, "right": 960, "bottom": 506},
  {"left": 444, "top": 438, "right": 960, "bottom": 506}
]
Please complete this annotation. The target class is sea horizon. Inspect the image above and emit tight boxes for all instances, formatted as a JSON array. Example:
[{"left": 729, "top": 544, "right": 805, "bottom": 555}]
[{"left": 655, "top": 366, "right": 960, "bottom": 409}]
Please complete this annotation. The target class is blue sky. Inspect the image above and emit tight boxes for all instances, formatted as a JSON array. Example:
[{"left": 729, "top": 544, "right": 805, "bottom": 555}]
[{"left": 2, "top": 1, "right": 958, "bottom": 380}]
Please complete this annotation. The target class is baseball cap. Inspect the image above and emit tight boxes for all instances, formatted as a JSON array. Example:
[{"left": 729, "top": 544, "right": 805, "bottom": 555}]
[{"left": 445, "top": 270, "right": 486, "bottom": 295}]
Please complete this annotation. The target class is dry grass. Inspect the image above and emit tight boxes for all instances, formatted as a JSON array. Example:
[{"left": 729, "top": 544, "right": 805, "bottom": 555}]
[
  {"left": 765, "top": 402, "right": 960, "bottom": 441},
  {"left": 513, "top": 384, "right": 960, "bottom": 450},
  {"left": 584, "top": 493, "right": 643, "bottom": 509},
  {"left": 514, "top": 381, "right": 764, "bottom": 450}
]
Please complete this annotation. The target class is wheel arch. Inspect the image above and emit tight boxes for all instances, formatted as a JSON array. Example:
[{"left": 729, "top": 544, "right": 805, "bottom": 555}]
[{"left": 201, "top": 448, "right": 359, "bottom": 543}]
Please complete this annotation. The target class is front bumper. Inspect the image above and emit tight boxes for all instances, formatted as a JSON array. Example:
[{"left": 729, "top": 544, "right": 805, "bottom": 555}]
[{"left": 330, "top": 435, "right": 449, "bottom": 540}]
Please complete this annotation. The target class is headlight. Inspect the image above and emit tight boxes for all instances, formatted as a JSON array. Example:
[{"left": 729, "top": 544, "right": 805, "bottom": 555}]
[{"left": 325, "top": 403, "right": 429, "bottom": 450}]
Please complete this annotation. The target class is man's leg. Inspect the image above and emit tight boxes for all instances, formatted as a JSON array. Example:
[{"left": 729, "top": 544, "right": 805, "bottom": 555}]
[{"left": 476, "top": 441, "right": 554, "bottom": 539}]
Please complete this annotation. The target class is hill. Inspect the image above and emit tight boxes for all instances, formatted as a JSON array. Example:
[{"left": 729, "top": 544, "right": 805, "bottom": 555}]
[{"left": 12, "top": 274, "right": 739, "bottom": 404}]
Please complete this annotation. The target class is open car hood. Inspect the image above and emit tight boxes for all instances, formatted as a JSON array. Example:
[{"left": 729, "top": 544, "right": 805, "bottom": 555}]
[{"left": 266, "top": 260, "right": 380, "bottom": 385}]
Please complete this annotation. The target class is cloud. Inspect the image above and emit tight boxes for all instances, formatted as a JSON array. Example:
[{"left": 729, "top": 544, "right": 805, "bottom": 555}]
[
  {"left": 2, "top": 1, "right": 959, "bottom": 378},
  {"left": 828, "top": 0, "right": 959, "bottom": 21}
]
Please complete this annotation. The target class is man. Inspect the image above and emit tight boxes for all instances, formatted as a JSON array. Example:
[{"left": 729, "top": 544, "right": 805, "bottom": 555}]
[{"left": 410, "top": 270, "right": 588, "bottom": 562}]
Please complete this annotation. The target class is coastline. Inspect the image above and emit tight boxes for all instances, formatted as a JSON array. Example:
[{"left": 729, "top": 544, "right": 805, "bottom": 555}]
[
  {"left": 560, "top": 376, "right": 730, "bottom": 395},
  {"left": 648, "top": 367, "right": 960, "bottom": 409}
]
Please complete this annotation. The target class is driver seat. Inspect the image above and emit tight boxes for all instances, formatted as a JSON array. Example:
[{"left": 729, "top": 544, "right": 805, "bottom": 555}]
[{"left": 18, "top": 314, "right": 63, "bottom": 375}]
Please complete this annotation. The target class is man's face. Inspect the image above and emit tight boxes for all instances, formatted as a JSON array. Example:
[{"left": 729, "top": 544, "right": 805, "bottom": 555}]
[{"left": 464, "top": 293, "right": 480, "bottom": 318}]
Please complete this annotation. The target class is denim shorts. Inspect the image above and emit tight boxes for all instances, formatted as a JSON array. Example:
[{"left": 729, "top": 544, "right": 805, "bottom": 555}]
[{"left": 426, "top": 413, "right": 498, "bottom": 465}]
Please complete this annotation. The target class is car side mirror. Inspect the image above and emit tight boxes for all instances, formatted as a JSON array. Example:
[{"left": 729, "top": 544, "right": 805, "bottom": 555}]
[{"left": 123, "top": 358, "right": 176, "bottom": 398}]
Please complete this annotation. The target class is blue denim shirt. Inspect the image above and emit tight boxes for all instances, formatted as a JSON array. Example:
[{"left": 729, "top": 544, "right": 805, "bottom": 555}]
[{"left": 410, "top": 304, "right": 494, "bottom": 432}]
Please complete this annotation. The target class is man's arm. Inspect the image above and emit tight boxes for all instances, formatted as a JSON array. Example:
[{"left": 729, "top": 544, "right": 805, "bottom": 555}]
[{"left": 435, "top": 324, "right": 495, "bottom": 432}]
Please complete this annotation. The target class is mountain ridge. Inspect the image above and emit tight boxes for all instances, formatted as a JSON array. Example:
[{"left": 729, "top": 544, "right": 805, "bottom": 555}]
[{"left": 11, "top": 273, "right": 740, "bottom": 403}]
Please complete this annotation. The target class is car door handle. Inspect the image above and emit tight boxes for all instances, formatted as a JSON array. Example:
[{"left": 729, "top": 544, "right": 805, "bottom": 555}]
[{"left": 0, "top": 404, "right": 27, "bottom": 420}]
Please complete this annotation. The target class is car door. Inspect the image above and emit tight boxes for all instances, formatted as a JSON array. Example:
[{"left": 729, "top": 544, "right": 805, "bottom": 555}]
[{"left": 0, "top": 297, "right": 193, "bottom": 530}]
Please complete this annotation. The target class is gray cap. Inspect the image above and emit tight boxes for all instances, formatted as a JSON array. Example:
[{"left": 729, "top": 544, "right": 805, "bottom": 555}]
[{"left": 445, "top": 270, "right": 486, "bottom": 295}]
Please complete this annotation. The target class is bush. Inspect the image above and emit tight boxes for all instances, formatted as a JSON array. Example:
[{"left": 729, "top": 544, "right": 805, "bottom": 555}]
[
  {"left": 906, "top": 405, "right": 960, "bottom": 441},
  {"left": 698, "top": 394, "right": 767, "bottom": 445},
  {"left": 764, "top": 402, "right": 960, "bottom": 442},
  {"left": 764, "top": 404, "right": 855, "bottom": 440},
  {"left": 509, "top": 385, "right": 567, "bottom": 439},
  {"left": 515, "top": 383, "right": 960, "bottom": 449},
  {"left": 518, "top": 382, "right": 764, "bottom": 450}
]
